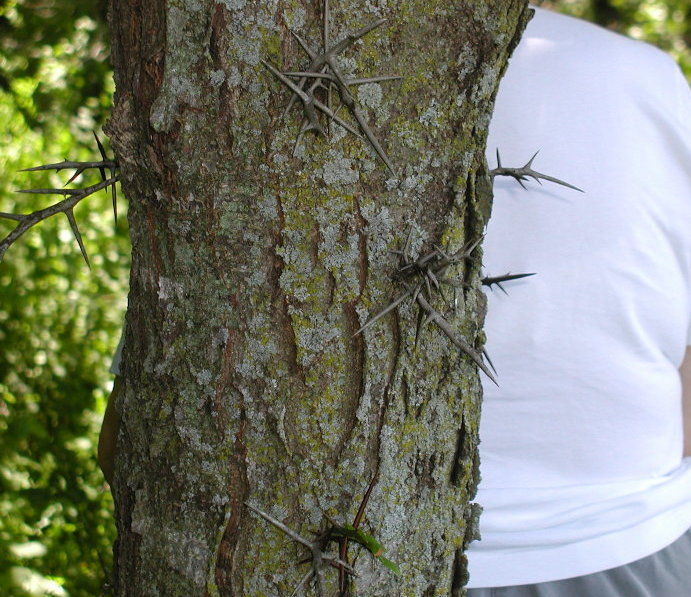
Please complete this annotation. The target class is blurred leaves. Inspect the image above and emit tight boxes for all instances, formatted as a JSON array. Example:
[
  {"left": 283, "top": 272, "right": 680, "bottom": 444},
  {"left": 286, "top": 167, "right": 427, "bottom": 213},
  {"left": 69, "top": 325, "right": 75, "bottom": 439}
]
[
  {"left": 0, "top": 0, "right": 686, "bottom": 596},
  {"left": 0, "top": 1, "right": 125, "bottom": 595}
]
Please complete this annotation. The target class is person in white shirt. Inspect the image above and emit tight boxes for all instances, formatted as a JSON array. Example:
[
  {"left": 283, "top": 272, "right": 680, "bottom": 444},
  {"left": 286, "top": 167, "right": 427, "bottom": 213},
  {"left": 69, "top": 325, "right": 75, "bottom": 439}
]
[{"left": 467, "top": 6, "right": 691, "bottom": 595}]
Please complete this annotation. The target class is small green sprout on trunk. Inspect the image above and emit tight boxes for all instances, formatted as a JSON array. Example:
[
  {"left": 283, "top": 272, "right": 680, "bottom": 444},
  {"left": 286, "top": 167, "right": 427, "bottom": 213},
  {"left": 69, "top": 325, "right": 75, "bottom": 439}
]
[{"left": 246, "top": 474, "right": 398, "bottom": 596}]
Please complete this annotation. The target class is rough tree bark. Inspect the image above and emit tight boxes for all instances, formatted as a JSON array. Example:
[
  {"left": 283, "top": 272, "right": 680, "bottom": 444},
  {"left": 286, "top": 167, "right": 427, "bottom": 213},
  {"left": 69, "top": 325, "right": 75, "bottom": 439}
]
[{"left": 104, "top": 1, "right": 530, "bottom": 595}]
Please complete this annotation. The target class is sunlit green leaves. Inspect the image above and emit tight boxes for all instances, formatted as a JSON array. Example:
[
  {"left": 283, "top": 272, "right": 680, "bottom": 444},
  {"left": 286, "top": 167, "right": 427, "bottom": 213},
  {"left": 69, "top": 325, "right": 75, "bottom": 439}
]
[
  {"left": 0, "top": 1, "right": 124, "bottom": 595},
  {"left": 0, "top": 1, "right": 686, "bottom": 595}
]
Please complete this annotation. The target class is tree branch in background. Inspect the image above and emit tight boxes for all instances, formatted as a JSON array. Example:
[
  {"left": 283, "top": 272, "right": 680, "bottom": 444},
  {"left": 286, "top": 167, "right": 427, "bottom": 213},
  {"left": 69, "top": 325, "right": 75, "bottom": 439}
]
[{"left": 0, "top": 132, "right": 119, "bottom": 267}]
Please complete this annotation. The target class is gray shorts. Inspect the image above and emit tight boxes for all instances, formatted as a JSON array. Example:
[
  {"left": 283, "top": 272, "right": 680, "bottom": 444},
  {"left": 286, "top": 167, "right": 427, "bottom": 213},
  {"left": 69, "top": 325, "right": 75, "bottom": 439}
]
[{"left": 467, "top": 527, "right": 691, "bottom": 596}]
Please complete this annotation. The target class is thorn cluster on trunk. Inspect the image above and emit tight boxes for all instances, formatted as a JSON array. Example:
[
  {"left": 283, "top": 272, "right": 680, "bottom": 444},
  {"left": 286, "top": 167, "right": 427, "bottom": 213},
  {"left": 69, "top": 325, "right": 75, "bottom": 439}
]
[
  {"left": 356, "top": 227, "right": 499, "bottom": 385},
  {"left": 262, "top": 0, "right": 399, "bottom": 173},
  {"left": 246, "top": 474, "right": 398, "bottom": 597}
]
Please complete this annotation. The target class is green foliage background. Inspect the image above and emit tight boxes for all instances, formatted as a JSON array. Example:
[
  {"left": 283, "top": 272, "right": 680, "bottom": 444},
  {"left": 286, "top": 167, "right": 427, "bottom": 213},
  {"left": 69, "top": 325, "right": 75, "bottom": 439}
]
[
  {"left": 0, "top": 0, "right": 687, "bottom": 595},
  {"left": 0, "top": 1, "right": 126, "bottom": 595}
]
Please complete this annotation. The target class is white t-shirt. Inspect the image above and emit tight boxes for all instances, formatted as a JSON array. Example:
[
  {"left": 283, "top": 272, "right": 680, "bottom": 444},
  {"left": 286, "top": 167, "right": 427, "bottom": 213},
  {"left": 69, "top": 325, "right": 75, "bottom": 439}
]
[{"left": 467, "top": 7, "right": 691, "bottom": 589}]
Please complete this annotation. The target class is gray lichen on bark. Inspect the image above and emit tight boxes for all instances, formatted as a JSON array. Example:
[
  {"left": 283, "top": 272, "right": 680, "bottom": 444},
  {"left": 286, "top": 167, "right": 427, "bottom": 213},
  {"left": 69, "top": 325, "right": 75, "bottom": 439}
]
[{"left": 105, "top": 0, "right": 531, "bottom": 595}]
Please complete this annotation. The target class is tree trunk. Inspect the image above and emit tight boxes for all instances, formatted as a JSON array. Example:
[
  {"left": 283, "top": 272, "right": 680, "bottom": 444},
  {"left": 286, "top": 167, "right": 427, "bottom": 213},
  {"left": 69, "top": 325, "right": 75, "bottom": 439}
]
[{"left": 104, "top": 1, "right": 530, "bottom": 595}]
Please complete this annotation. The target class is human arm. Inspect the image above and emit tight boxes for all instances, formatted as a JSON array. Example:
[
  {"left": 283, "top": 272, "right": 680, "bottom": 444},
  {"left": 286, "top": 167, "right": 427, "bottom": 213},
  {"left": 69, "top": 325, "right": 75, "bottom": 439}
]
[{"left": 97, "top": 376, "right": 121, "bottom": 485}]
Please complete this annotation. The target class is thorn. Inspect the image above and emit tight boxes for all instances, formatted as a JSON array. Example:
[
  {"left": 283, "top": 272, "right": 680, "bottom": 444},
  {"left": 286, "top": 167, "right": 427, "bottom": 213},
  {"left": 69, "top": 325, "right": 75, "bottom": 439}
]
[
  {"left": 403, "top": 226, "right": 414, "bottom": 263},
  {"left": 523, "top": 149, "right": 537, "bottom": 168},
  {"left": 490, "top": 150, "right": 583, "bottom": 193},
  {"left": 291, "top": 29, "right": 317, "bottom": 60},
  {"left": 65, "top": 208, "right": 91, "bottom": 269},
  {"left": 19, "top": 159, "right": 117, "bottom": 173},
  {"left": 323, "top": 0, "right": 330, "bottom": 55},
  {"left": 17, "top": 188, "right": 81, "bottom": 196},
  {"left": 354, "top": 289, "right": 411, "bottom": 336},
  {"left": 93, "top": 131, "right": 108, "bottom": 182},
  {"left": 65, "top": 167, "right": 88, "bottom": 186},
  {"left": 415, "top": 292, "right": 498, "bottom": 385},
  {"left": 3, "top": 176, "right": 119, "bottom": 263},
  {"left": 112, "top": 181, "right": 118, "bottom": 223},
  {"left": 290, "top": 571, "right": 314, "bottom": 597},
  {"left": 483, "top": 349, "right": 498, "bottom": 376},
  {"left": 482, "top": 272, "right": 535, "bottom": 293},
  {"left": 0, "top": 212, "right": 24, "bottom": 222},
  {"left": 347, "top": 75, "right": 402, "bottom": 85},
  {"left": 328, "top": 58, "right": 394, "bottom": 173}
]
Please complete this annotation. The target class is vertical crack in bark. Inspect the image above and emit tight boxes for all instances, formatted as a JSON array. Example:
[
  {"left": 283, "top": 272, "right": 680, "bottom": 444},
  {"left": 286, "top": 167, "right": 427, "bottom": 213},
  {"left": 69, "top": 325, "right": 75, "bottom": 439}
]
[
  {"left": 113, "top": 460, "right": 143, "bottom": 595},
  {"left": 449, "top": 418, "right": 467, "bottom": 488},
  {"left": 270, "top": 194, "right": 307, "bottom": 384},
  {"left": 332, "top": 301, "right": 366, "bottom": 464},
  {"left": 213, "top": 413, "right": 249, "bottom": 596},
  {"left": 450, "top": 547, "right": 466, "bottom": 597},
  {"left": 373, "top": 310, "right": 402, "bottom": 463}
]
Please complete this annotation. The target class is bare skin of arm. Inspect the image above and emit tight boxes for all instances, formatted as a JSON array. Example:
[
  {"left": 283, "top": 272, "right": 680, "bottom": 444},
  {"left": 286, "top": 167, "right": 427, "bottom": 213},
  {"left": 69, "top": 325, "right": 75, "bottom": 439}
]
[
  {"left": 681, "top": 347, "right": 691, "bottom": 458},
  {"left": 97, "top": 376, "right": 121, "bottom": 485}
]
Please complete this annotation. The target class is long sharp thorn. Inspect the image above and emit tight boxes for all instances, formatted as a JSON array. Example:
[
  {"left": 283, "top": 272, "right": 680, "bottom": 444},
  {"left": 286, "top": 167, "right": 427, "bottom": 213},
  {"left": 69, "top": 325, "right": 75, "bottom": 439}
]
[
  {"left": 284, "top": 71, "right": 335, "bottom": 81},
  {"left": 17, "top": 188, "right": 80, "bottom": 196},
  {"left": 324, "top": 0, "right": 330, "bottom": 51},
  {"left": 19, "top": 160, "right": 117, "bottom": 173},
  {"left": 353, "top": 106, "right": 394, "bottom": 173},
  {"left": 293, "top": 120, "right": 309, "bottom": 156},
  {"left": 112, "top": 179, "right": 118, "bottom": 223},
  {"left": 403, "top": 226, "right": 413, "bottom": 262},
  {"left": 354, "top": 289, "right": 411, "bottom": 336},
  {"left": 93, "top": 131, "right": 108, "bottom": 182},
  {"left": 65, "top": 166, "right": 88, "bottom": 186},
  {"left": 0, "top": 212, "right": 24, "bottom": 222},
  {"left": 483, "top": 349, "right": 498, "bottom": 376},
  {"left": 414, "top": 306, "right": 425, "bottom": 347},
  {"left": 291, "top": 30, "right": 317, "bottom": 59},
  {"left": 327, "top": 58, "right": 395, "bottom": 173},
  {"left": 325, "top": 19, "right": 387, "bottom": 60},
  {"left": 282, "top": 94, "right": 299, "bottom": 120},
  {"left": 427, "top": 267, "right": 440, "bottom": 291},
  {"left": 524, "top": 149, "right": 539, "bottom": 170},
  {"left": 496, "top": 148, "right": 502, "bottom": 169},
  {"left": 530, "top": 170, "right": 584, "bottom": 192},
  {"left": 483, "top": 272, "right": 536, "bottom": 292},
  {"left": 353, "top": 474, "right": 377, "bottom": 530},
  {"left": 312, "top": 98, "right": 362, "bottom": 138},
  {"left": 423, "top": 274, "right": 433, "bottom": 301},
  {"left": 262, "top": 60, "right": 310, "bottom": 101},
  {"left": 65, "top": 209, "right": 90, "bottom": 269},
  {"left": 416, "top": 293, "right": 498, "bottom": 385},
  {"left": 245, "top": 502, "right": 313, "bottom": 549},
  {"left": 324, "top": 0, "right": 332, "bottom": 138},
  {"left": 19, "top": 161, "right": 71, "bottom": 172},
  {"left": 411, "top": 282, "right": 423, "bottom": 304},
  {"left": 347, "top": 75, "right": 402, "bottom": 85},
  {"left": 290, "top": 571, "right": 314, "bottom": 597}
]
